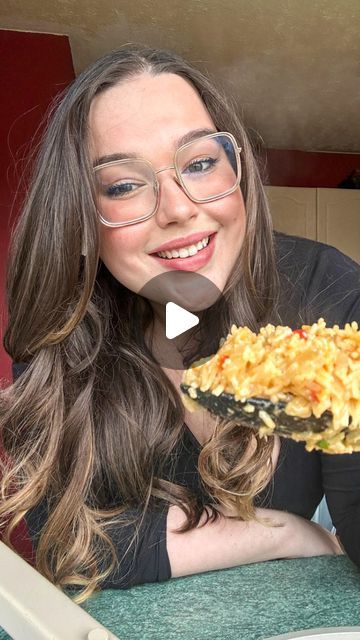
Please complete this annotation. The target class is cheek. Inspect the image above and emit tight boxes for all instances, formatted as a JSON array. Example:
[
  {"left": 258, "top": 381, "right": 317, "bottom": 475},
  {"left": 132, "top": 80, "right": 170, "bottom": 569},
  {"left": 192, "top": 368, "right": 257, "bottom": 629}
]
[
  {"left": 99, "top": 226, "right": 143, "bottom": 266},
  {"left": 210, "top": 189, "right": 246, "bottom": 227},
  {"left": 99, "top": 227, "right": 148, "bottom": 293}
]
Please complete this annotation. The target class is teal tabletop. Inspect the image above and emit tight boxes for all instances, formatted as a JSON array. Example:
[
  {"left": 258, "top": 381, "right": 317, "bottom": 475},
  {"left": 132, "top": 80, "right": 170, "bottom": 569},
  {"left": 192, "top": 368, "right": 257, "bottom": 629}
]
[{"left": 1, "top": 556, "right": 360, "bottom": 639}]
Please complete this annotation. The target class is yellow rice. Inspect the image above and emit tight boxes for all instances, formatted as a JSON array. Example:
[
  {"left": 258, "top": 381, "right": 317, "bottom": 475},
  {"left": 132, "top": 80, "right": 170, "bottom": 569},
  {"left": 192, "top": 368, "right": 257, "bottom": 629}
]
[{"left": 181, "top": 318, "right": 360, "bottom": 454}]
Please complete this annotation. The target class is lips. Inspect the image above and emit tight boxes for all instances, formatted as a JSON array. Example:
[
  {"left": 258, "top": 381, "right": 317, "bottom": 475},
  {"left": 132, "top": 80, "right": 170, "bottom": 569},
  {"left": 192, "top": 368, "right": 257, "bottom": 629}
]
[
  {"left": 150, "top": 231, "right": 217, "bottom": 272},
  {"left": 150, "top": 230, "right": 217, "bottom": 255}
]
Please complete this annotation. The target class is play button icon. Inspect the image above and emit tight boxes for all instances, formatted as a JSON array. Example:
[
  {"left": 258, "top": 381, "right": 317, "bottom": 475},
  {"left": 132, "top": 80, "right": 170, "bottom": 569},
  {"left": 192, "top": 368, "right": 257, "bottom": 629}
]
[
  {"left": 166, "top": 302, "right": 199, "bottom": 339},
  {"left": 138, "top": 270, "right": 227, "bottom": 370}
]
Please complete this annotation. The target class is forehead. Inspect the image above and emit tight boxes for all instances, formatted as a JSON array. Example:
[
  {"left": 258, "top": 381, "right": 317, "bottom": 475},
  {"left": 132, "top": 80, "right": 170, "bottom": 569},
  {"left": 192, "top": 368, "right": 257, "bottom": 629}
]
[{"left": 88, "top": 72, "right": 216, "bottom": 159}]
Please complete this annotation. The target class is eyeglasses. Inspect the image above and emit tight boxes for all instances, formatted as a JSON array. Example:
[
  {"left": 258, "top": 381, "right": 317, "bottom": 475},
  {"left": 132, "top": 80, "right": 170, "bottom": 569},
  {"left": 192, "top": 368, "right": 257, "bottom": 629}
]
[{"left": 93, "top": 131, "right": 242, "bottom": 228}]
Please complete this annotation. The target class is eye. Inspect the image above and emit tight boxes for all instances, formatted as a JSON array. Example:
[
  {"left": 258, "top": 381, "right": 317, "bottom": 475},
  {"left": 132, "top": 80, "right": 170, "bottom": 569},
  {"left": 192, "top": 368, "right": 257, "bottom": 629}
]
[
  {"left": 184, "top": 157, "right": 218, "bottom": 174},
  {"left": 104, "top": 180, "right": 145, "bottom": 199}
]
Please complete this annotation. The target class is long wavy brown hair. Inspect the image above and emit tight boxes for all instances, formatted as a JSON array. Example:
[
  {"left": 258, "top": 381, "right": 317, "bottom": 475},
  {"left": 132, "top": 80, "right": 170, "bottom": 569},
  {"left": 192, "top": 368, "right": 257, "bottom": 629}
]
[{"left": 0, "top": 45, "right": 279, "bottom": 601}]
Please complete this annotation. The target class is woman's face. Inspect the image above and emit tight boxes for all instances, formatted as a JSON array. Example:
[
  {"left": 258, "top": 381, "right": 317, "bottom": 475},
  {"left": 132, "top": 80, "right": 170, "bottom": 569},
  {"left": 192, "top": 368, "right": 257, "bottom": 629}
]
[{"left": 89, "top": 72, "right": 246, "bottom": 296}]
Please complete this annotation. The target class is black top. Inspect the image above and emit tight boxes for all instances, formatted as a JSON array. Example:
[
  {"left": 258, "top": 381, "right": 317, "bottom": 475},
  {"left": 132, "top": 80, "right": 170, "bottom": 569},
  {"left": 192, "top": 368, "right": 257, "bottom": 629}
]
[{"left": 15, "top": 233, "right": 360, "bottom": 588}]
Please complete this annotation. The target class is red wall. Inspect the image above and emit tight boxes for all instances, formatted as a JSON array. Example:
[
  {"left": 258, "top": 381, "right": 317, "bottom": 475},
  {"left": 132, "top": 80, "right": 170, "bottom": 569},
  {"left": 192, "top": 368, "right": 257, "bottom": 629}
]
[
  {"left": 0, "top": 29, "right": 75, "bottom": 562},
  {"left": 265, "top": 148, "right": 360, "bottom": 187},
  {"left": 0, "top": 30, "right": 75, "bottom": 385}
]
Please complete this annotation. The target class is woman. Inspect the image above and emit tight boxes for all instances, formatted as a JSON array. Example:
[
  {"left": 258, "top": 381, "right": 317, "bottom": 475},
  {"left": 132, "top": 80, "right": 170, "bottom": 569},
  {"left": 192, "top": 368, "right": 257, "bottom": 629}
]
[{"left": 1, "top": 46, "right": 358, "bottom": 602}]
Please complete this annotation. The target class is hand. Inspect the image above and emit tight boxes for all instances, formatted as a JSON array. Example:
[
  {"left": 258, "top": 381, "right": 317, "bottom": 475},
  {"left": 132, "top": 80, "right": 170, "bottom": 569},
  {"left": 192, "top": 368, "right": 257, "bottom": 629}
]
[
  {"left": 265, "top": 510, "right": 345, "bottom": 559},
  {"left": 300, "top": 519, "right": 344, "bottom": 557}
]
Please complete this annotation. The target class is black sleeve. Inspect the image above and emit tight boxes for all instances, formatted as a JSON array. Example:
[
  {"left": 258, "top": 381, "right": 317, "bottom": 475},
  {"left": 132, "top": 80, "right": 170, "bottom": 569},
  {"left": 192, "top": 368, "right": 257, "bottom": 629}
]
[
  {"left": 25, "top": 500, "right": 171, "bottom": 588},
  {"left": 275, "top": 234, "right": 360, "bottom": 567},
  {"left": 275, "top": 232, "right": 360, "bottom": 327},
  {"left": 321, "top": 451, "right": 360, "bottom": 567},
  {"left": 22, "top": 424, "right": 204, "bottom": 589},
  {"left": 103, "top": 508, "right": 171, "bottom": 588},
  {"left": 13, "top": 363, "right": 172, "bottom": 587},
  {"left": 13, "top": 371, "right": 204, "bottom": 589},
  {"left": 12, "top": 362, "right": 172, "bottom": 587},
  {"left": 304, "top": 240, "right": 360, "bottom": 567},
  {"left": 25, "top": 428, "right": 205, "bottom": 589}
]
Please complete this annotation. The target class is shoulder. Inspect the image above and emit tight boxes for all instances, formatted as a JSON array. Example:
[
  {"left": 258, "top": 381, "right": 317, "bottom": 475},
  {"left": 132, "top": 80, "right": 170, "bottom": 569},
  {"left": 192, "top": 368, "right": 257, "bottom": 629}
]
[
  {"left": 274, "top": 231, "right": 359, "bottom": 275},
  {"left": 274, "top": 232, "right": 360, "bottom": 327}
]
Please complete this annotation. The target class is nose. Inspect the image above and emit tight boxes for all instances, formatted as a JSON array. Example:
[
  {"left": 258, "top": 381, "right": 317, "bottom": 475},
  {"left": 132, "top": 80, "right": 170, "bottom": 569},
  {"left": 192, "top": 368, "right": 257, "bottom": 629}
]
[{"left": 155, "top": 171, "right": 199, "bottom": 227}]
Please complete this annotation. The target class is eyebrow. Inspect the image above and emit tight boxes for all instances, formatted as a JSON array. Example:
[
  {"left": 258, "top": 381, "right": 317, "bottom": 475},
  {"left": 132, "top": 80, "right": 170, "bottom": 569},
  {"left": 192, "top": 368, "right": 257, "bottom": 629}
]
[{"left": 93, "top": 127, "right": 217, "bottom": 168}]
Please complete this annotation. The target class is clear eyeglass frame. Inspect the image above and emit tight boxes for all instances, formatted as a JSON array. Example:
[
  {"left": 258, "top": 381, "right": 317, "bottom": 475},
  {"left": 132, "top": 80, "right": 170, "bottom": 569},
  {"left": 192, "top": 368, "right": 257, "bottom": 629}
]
[{"left": 93, "top": 131, "right": 242, "bottom": 228}]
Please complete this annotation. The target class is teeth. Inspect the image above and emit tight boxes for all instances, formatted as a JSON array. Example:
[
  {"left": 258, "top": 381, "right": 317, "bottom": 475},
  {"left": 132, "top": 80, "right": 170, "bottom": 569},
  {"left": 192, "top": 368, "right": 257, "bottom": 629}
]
[{"left": 156, "top": 235, "right": 210, "bottom": 259}]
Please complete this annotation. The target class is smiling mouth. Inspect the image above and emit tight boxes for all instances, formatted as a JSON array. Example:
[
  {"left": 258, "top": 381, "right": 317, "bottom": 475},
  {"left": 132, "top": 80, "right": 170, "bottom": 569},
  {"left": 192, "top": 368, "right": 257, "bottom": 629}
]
[{"left": 154, "top": 234, "right": 211, "bottom": 259}]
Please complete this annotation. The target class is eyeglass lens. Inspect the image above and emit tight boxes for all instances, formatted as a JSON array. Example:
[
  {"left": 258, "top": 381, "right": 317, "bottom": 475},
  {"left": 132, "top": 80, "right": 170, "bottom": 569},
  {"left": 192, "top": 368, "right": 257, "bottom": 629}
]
[{"left": 95, "top": 133, "right": 239, "bottom": 225}]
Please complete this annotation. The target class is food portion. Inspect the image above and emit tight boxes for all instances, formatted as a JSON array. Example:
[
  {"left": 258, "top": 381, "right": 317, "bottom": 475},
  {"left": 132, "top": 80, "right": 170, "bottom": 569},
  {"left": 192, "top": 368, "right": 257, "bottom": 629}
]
[{"left": 181, "top": 319, "right": 360, "bottom": 453}]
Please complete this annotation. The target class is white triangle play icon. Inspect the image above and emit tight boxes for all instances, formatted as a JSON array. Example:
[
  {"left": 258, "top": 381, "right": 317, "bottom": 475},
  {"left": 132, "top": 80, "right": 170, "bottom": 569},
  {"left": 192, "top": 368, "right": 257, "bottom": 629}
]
[{"left": 165, "top": 302, "right": 199, "bottom": 339}]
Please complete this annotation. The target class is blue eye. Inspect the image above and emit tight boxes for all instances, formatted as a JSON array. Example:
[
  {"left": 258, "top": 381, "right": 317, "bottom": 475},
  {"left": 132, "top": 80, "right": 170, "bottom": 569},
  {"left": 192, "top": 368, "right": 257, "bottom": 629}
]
[
  {"left": 184, "top": 157, "right": 217, "bottom": 174},
  {"left": 105, "top": 181, "right": 144, "bottom": 198}
]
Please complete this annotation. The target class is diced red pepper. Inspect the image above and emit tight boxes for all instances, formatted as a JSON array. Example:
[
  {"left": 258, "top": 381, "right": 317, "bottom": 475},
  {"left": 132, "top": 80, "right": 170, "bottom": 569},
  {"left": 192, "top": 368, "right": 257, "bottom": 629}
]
[
  {"left": 293, "top": 329, "right": 308, "bottom": 339},
  {"left": 218, "top": 354, "right": 229, "bottom": 368},
  {"left": 310, "top": 389, "right": 320, "bottom": 403}
]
